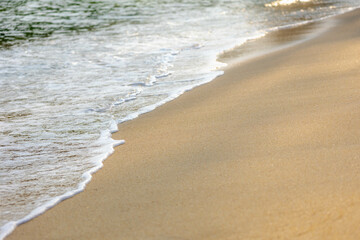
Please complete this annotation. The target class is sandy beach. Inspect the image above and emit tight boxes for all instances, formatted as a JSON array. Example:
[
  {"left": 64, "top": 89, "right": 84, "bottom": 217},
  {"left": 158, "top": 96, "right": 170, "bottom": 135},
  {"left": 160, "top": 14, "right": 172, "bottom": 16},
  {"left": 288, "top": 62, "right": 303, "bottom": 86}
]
[{"left": 7, "top": 8, "right": 360, "bottom": 240}]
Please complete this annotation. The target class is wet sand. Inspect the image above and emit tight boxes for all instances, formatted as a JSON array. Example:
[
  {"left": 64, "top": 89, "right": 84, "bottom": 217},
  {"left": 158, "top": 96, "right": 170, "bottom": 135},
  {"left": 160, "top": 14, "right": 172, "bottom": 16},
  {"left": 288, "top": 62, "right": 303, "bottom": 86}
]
[{"left": 7, "top": 9, "right": 360, "bottom": 240}]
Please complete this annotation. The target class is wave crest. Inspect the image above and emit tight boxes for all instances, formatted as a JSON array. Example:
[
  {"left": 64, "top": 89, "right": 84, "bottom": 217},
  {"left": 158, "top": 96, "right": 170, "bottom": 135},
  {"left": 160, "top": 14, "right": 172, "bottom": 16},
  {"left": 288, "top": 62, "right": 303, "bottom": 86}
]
[{"left": 265, "top": 0, "right": 312, "bottom": 7}]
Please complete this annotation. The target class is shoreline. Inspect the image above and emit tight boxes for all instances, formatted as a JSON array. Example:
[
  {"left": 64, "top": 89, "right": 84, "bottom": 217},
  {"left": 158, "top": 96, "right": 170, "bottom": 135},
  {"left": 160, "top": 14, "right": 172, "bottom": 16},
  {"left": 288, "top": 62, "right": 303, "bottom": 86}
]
[
  {"left": 0, "top": 8, "right": 331, "bottom": 240},
  {"left": 6, "top": 8, "right": 360, "bottom": 240}
]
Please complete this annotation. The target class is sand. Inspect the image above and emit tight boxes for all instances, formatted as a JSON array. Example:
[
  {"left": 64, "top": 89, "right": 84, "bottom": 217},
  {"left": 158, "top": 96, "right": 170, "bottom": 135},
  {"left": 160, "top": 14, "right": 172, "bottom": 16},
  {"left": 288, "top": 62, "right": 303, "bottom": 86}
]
[{"left": 7, "top": 9, "right": 360, "bottom": 240}]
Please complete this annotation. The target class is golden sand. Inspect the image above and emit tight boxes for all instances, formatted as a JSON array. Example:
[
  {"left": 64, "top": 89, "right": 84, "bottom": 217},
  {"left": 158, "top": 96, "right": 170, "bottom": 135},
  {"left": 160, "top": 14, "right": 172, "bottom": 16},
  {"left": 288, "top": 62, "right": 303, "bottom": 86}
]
[{"left": 7, "top": 9, "right": 360, "bottom": 240}]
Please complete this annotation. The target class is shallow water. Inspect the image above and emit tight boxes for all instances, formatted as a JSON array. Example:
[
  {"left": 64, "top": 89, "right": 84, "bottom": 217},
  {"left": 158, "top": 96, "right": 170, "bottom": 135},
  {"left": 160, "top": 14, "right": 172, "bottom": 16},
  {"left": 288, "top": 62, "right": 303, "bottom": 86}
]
[{"left": 1, "top": 0, "right": 359, "bottom": 238}]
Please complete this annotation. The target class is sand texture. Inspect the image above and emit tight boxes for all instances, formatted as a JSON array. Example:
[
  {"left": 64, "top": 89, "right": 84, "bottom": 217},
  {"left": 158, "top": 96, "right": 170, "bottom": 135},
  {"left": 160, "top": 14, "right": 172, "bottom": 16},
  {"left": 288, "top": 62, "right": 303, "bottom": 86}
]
[{"left": 7, "top": 9, "right": 360, "bottom": 240}]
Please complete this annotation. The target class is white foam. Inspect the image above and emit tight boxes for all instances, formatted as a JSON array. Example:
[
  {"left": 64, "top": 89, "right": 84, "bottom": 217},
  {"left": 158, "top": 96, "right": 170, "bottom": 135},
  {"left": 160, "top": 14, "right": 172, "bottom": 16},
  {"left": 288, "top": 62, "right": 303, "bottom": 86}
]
[
  {"left": 0, "top": 65, "right": 223, "bottom": 240},
  {"left": 0, "top": 131, "right": 125, "bottom": 240}
]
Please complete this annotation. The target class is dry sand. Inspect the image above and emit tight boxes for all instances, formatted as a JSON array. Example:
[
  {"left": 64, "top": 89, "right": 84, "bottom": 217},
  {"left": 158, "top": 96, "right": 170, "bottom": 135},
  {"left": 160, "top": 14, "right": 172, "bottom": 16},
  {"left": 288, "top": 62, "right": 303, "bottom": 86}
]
[{"left": 7, "top": 9, "right": 360, "bottom": 240}]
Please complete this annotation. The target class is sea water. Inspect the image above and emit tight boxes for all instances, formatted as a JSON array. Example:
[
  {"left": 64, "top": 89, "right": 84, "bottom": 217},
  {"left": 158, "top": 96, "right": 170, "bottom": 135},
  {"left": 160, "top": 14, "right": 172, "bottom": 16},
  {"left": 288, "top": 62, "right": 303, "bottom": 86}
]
[{"left": 1, "top": 0, "right": 359, "bottom": 238}]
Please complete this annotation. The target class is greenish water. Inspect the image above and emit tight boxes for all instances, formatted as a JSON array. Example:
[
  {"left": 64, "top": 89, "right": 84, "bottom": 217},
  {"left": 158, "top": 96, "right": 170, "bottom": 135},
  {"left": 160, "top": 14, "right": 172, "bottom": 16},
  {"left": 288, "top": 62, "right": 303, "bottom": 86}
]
[{"left": 0, "top": 0, "right": 224, "bottom": 47}]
